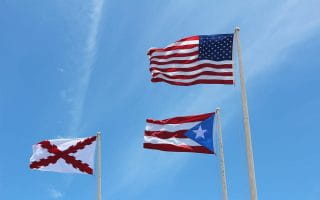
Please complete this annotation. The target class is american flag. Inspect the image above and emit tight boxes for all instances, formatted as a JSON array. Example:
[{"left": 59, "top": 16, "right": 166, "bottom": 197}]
[
  {"left": 144, "top": 112, "right": 215, "bottom": 154},
  {"left": 147, "top": 34, "right": 234, "bottom": 86}
]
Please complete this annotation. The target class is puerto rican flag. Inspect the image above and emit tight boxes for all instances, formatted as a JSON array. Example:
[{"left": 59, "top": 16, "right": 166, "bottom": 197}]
[{"left": 144, "top": 112, "right": 215, "bottom": 154}]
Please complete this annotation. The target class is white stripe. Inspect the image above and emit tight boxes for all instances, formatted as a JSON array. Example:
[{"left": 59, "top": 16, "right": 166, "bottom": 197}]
[
  {"left": 150, "top": 55, "right": 198, "bottom": 62},
  {"left": 153, "top": 74, "right": 234, "bottom": 83},
  {"left": 145, "top": 121, "right": 201, "bottom": 132},
  {"left": 144, "top": 136, "right": 200, "bottom": 146},
  {"left": 150, "top": 60, "right": 234, "bottom": 69},
  {"left": 149, "top": 47, "right": 199, "bottom": 57},
  {"left": 165, "top": 40, "right": 199, "bottom": 48},
  {"left": 149, "top": 40, "right": 198, "bottom": 54},
  {"left": 151, "top": 67, "right": 233, "bottom": 76}
]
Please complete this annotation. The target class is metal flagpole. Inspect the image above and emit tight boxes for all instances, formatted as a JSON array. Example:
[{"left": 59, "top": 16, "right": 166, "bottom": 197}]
[
  {"left": 215, "top": 108, "right": 228, "bottom": 200},
  {"left": 97, "top": 132, "right": 102, "bottom": 200},
  {"left": 234, "top": 27, "right": 258, "bottom": 200}
]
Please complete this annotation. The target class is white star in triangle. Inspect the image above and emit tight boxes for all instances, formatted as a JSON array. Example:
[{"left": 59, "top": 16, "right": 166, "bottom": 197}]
[{"left": 193, "top": 125, "right": 207, "bottom": 139}]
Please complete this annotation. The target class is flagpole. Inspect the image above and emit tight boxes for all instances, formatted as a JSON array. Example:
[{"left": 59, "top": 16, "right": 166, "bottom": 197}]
[
  {"left": 215, "top": 108, "right": 228, "bottom": 200},
  {"left": 97, "top": 132, "right": 102, "bottom": 200},
  {"left": 234, "top": 27, "right": 258, "bottom": 200}
]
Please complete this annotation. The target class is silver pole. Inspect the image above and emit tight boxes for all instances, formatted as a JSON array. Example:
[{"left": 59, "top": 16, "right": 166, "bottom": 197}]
[
  {"left": 97, "top": 132, "right": 102, "bottom": 200},
  {"left": 234, "top": 27, "right": 258, "bottom": 200},
  {"left": 215, "top": 108, "right": 228, "bottom": 200}
]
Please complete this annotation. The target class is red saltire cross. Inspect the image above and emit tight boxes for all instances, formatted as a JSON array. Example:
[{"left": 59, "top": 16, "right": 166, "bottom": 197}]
[{"left": 30, "top": 136, "right": 96, "bottom": 174}]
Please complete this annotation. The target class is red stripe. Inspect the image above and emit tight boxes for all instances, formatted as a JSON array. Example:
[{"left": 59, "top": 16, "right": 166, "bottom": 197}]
[
  {"left": 150, "top": 64, "right": 233, "bottom": 73},
  {"left": 176, "top": 35, "right": 199, "bottom": 42},
  {"left": 151, "top": 78, "right": 234, "bottom": 86},
  {"left": 143, "top": 143, "right": 214, "bottom": 154},
  {"left": 152, "top": 71, "right": 233, "bottom": 80},
  {"left": 150, "top": 59, "right": 198, "bottom": 65},
  {"left": 144, "top": 130, "right": 188, "bottom": 139},
  {"left": 148, "top": 44, "right": 198, "bottom": 55},
  {"left": 150, "top": 51, "right": 199, "bottom": 60},
  {"left": 146, "top": 112, "right": 214, "bottom": 125}
]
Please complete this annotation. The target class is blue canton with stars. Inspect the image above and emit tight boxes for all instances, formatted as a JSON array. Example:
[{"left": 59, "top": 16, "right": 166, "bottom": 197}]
[
  {"left": 198, "top": 34, "right": 233, "bottom": 61},
  {"left": 184, "top": 114, "right": 215, "bottom": 153}
]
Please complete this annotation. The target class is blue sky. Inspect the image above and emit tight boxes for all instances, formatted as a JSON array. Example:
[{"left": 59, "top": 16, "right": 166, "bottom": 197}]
[{"left": 0, "top": 0, "right": 320, "bottom": 199}]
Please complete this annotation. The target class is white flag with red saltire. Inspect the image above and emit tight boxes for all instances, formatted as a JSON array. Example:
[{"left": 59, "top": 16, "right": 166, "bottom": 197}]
[{"left": 29, "top": 136, "right": 96, "bottom": 175}]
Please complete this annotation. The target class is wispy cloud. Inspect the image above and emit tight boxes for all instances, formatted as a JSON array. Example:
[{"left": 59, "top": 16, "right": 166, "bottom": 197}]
[
  {"left": 244, "top": 0, "right": 320, "bottom": 77},
  {"left": 57, "top": 67, "right": 65, "bottom": 73},
  {"left": 66, "top": 0, "right": 105, "bottom": 135},
  {"left": 49, "top": 188, "right": 63, "bottom": 199},
  {"left": 109, "top": 143, "right": 190, "bottom": 197},
  {"left": 53, "top": 0, "right": 105, "bottom": 195},
  {"left": 311, "top": 183, "right": 320, "bottom": 199}
]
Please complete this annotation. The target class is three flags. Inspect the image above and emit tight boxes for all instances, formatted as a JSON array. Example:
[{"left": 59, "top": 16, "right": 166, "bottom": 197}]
[
  {"left": 28, "top": 29, "right": 256, "bottom": 199},
  {"left": 29, "top": 34, "right": 233, "bottom": 171}
]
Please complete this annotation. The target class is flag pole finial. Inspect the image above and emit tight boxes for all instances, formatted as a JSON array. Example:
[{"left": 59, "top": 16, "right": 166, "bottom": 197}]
[{"left": 235, "top": 26, "right": 240, "bottom": 31}]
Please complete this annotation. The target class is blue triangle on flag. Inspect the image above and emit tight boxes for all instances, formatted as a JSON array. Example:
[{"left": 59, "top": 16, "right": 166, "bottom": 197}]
[{"left": 184, "top": 114, "right": 215, "bottom": 153}]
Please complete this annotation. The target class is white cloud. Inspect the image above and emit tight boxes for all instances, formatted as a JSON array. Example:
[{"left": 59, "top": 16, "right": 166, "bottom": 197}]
[
  {"left": 50, "top": 1, "right": 105, "bottom": 194},
  {"left": 49, "top": 188, "right": 63, "bottom": 199},
  {"left": 57, "top": 67, "right": 65, "bottom": 73},
  {"left": 65, "top": 0, "right": 105, "bottom": 135},
  {"left": 60, "top": 89, "right": 73, "bottom": 104},
  {"left": 244, "top": 0, "right": 320, "bottom": 77}
]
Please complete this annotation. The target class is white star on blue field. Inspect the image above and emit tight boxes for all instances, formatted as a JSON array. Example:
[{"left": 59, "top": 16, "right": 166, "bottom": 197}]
[
  {"left": 193, "top": 126, "right": 206, "bottom": 139},
  {"left": 1, "top": 0, "right": 320, "bottom": 200}
]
